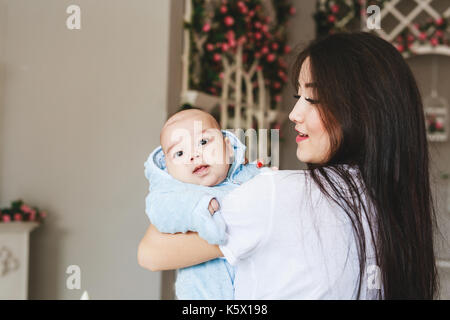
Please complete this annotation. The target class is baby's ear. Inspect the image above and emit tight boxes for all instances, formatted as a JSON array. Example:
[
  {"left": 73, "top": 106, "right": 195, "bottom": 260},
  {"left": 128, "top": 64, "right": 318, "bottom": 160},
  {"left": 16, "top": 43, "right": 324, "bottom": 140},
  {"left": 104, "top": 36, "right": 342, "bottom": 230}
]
[{"left": 224, "top": 137, "right": 234, "bottom": 163}]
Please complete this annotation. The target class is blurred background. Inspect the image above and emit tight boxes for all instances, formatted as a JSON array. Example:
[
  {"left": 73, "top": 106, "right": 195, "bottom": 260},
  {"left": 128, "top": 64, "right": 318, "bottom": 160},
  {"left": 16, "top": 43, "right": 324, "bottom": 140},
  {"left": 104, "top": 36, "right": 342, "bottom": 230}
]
[{"left": 0, "top": 0, "right": 448, "bottom": 299}]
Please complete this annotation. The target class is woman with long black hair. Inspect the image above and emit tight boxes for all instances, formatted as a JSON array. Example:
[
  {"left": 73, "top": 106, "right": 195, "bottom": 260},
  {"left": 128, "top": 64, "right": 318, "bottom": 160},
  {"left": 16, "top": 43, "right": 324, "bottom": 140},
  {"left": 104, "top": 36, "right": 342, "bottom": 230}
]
[{"left": 138, "top": 32, "right": 439, "bottom": 299}]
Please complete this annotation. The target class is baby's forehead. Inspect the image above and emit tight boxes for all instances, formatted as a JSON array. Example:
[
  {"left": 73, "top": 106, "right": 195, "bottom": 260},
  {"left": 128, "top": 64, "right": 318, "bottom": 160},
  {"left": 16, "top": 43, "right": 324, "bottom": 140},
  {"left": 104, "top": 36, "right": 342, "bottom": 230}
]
[{"left": 160, "top": 112, "right": 221, "bottom": 150}]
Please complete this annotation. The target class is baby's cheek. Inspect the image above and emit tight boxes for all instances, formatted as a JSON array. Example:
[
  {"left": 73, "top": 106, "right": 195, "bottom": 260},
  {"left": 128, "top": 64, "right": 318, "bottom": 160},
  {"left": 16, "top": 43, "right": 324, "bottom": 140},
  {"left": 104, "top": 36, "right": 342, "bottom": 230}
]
[{"left": 204, "top": 147, "right": 221, "bottom": 164}]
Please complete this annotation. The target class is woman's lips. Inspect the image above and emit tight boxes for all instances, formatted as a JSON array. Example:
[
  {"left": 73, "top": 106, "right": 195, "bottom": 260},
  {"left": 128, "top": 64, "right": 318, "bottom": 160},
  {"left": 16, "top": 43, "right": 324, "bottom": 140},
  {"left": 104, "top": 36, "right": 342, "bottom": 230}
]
[
  {"left": 193, "top": 165, "right": 210, "bottom": 176},
  {"left": 296, "top": 135, "right": 309, "bottom": 143}
]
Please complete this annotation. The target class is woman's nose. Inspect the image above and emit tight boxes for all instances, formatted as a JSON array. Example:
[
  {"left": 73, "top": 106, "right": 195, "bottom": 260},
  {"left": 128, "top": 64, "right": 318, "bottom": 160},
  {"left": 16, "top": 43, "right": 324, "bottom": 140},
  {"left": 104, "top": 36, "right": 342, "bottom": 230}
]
[{"left": 289, "top": 101, "right": 304, "bottom": 123}]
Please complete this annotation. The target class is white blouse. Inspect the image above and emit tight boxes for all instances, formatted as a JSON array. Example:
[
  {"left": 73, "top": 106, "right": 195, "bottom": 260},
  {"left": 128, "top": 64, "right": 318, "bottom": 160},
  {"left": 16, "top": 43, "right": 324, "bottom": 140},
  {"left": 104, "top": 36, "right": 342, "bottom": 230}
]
[{"left": 218, "top": 168, "right": 380, "bottom": 299}]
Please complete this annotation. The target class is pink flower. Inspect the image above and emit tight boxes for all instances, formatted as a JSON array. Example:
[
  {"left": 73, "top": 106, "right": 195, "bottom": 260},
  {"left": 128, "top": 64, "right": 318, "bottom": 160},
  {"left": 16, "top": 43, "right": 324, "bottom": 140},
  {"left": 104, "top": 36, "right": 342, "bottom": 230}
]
[
  {"left": 396, "top": 44, "right": 404, "bottom": 52},
  {"left": 226, "top": 30, "right": 235, "bottom": 40},
  {"left": 213, "top": 53, "right": 221, "bottom": 62},
  {"left": 220, "top": 5, "right": 227, "bottom": 14},
  {"left": 202, "top": 23, "right": 211, "bottom": 33},
  {"left": 436, "top": 121, "right": 443, "bottom": 130},
  {"left": 273, "top": 81, "right": 281, "bottom": 89},
  {"left": 256, "top": 65, "right": 262, "bottom": 71},
  {"left": 419, "top": 32, "right": 427, "bottom": 41},
  {"left": 224, "top": 16, "right": 234, "bottom": 27},
  {"left": 254, "top": 52, "right": 261, "bottom": 59},
  {"left": 237, "top": 36, "right": 246, "bottom": 45},
  {"left": 262, "top": 24, "right": 269, "bottom": 33},
  {"left": 436, "top": 18, "right": 444, "bottom": 26},
  {"left": 289, "top": 6, "right": 296, "bottom": 15},
  {"left": 267, "top": 54, "right": 276, "bottom": 62},
  {"left": 436, "top": 30, "right": 444, "bottom": 38},
  {"left": 284, "top": 45, "right": 291, "bottom": 54},
  {"left": 254, "top": 21, "right": 262, "bottom": 29},
  {"left": 407, "top": 34, "right": 415, "bottom": 42},
  {"left": 328, "top": 15, "right": 335, "bottom": 23},
  {"left": 254, "top": 32, "right": 262, "bottom": 40},
  {"left": 239, "top": 5, "right": 248, "bottom": 14},
  {"left": 261, "top": 46, "right": 269, "bottom": 55},
  {"left": 275, "top": 95, "right": 282, "bottom": 103},
  {"left": 222, "top": 43, "right": 230, "bottom": 51},
  {"left": 430, "top": 37, "right": 439, "bottom": 46},
  {"left": 271, "top": 43, "right": 279, "bottom": 51},
  {"left": 331, "top": 4, "right": 339, "bottom": 14},
  {"left": 206, "top": 43, "right": 215, "bottom": 51},
  {"left": 2, "top": 215, "right": 11, "bottom": 223},
  {"left": 249, "top": 10, "right": 255, "bottom": 17},
  {"left": 278, "top": 58, "right": 287, "bottom": 68},
  {"left": 21, "top": 204, "right": 32, "bottom": 213},
  {"left": 14, "top": 213, "right": 22, "bottom": 221},
  {"left": 29, "top": 211, "right": 36, "bottom": 221}
]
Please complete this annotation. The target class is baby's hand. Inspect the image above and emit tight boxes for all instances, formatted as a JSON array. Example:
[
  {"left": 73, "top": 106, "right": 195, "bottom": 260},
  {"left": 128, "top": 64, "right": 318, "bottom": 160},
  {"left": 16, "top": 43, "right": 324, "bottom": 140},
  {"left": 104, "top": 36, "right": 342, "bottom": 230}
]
[{"left": 208, "top": 198, "right": 220, "bottom": 215}]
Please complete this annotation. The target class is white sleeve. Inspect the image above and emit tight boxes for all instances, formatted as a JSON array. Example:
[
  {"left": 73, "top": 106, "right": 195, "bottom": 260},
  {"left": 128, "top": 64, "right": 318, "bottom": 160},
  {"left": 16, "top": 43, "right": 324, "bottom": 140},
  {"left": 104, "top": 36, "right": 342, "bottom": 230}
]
[{"left": 218, "top": 172, "right": 276, "bottom": 265}]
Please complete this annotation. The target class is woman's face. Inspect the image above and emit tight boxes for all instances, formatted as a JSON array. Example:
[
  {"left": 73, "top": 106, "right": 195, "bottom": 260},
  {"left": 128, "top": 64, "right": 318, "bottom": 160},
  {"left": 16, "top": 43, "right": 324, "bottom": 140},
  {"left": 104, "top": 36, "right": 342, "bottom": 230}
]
[{"left": 289, "top": 57, "right": 331, "bottom": 164}]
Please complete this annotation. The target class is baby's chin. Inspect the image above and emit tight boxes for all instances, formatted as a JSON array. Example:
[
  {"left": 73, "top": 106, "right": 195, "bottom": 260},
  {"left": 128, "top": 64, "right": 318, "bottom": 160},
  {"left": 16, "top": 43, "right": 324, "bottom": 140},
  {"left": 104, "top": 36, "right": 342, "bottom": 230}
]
[
  {"left": 196, "top": 171, "right": 227, "bottom": 187},
  {"left": 194, "top": 165, "right": 230, "bottom": 186}
]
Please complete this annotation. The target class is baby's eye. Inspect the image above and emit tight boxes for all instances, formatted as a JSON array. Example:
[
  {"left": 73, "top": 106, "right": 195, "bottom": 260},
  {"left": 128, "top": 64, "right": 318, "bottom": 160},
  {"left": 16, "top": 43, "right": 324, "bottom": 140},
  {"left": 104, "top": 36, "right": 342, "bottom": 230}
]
[
  {"left": 200, "top": 138, "right": 209, "bottom": 146},
  {"left": 173, "top": 150, "right": 184, "bottom": 158}
]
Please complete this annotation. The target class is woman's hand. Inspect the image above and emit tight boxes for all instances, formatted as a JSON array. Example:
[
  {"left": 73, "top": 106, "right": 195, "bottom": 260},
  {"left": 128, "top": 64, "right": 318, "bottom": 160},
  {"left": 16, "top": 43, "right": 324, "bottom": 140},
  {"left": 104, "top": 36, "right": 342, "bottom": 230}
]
[{"left": 137, "top": 224, "right": 223, "bottom": 271}]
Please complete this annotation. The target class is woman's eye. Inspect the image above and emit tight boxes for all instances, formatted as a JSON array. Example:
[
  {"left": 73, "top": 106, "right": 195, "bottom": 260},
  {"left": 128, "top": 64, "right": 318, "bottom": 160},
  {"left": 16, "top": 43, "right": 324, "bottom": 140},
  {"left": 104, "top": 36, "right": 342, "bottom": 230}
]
[
  {"left": 305, "top": 97, "right": 319, "bottom": 104},
  {"left": 174, "top": 151, "right": 183, "bottom": 158},
  {"left": 294, "top": 94, "right": 318, "bottom": 104},
  {"left": 200, "top": 138, "right": 209, "bottom": 146}
]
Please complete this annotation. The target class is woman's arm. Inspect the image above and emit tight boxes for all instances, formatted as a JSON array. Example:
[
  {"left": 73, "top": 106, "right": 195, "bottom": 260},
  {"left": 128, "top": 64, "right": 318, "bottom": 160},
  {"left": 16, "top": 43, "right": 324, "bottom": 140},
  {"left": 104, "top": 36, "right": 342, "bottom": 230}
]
[{"left": 137, "top": 224, "right": 223, "bottom": 271}]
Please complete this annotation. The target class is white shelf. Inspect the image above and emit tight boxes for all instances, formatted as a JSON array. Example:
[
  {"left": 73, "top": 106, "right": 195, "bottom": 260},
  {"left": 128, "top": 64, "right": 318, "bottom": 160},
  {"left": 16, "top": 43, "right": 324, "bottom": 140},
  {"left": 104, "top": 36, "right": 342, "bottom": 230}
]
[{"left": 0, "top": 222, "right": 39, "bottom": 233}]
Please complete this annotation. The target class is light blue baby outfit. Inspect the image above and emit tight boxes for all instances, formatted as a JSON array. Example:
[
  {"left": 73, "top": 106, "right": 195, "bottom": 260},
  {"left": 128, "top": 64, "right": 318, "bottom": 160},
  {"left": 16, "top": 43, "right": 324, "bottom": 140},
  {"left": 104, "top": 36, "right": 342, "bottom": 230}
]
[{"left": 144, "top": 130, "right": 265, "bottom": 300}]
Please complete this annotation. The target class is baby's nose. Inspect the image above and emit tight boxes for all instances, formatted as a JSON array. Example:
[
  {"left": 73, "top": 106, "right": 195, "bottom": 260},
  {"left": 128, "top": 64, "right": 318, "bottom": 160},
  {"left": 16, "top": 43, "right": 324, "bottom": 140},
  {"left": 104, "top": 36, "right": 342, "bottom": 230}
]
[{"left": 190, "top": 153, "right": 201, "bottom": 161}]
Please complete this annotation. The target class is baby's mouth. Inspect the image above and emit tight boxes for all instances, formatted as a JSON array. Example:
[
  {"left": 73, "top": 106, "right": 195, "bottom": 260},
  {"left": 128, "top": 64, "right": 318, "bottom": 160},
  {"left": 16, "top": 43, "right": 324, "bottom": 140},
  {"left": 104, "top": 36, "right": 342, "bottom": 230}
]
[{"left": 193, "top": 165, "right": 210, "bottom": 176}]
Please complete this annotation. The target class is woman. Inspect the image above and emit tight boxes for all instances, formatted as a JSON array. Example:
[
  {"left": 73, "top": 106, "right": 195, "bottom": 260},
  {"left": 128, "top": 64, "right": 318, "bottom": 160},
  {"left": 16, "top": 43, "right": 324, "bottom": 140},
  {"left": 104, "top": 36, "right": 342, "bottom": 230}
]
[{"left": 138, "top": 32, "right": 439, "bottom": 299}]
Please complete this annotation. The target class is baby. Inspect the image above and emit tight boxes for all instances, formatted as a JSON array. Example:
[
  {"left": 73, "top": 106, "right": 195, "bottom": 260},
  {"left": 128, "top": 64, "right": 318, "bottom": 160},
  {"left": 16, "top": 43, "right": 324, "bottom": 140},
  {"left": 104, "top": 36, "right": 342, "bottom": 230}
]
[{"left": 144, "top": 108, "right": 267, "bottom": 300}]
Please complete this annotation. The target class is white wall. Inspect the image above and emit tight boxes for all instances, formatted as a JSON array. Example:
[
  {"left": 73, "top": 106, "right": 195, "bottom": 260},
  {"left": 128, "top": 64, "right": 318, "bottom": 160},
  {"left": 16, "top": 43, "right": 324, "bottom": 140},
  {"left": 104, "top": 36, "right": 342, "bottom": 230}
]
[{"left": 0, "top": 0, "right": 171, "bottom": 299}]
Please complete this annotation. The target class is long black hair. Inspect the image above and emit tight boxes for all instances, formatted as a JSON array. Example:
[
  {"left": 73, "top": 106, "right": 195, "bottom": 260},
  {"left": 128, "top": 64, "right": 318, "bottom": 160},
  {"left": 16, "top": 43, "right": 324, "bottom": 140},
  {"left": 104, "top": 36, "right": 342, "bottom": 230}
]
[{"left": 292, "top": 32, "right": 439, "bottom": 299}]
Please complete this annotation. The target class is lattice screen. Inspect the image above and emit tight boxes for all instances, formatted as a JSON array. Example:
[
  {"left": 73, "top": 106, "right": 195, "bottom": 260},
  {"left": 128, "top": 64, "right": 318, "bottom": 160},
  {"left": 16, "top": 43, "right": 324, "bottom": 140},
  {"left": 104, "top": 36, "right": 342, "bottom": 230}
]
[{"left": 361, "top": 0, "right": 450, "bottom": 56}]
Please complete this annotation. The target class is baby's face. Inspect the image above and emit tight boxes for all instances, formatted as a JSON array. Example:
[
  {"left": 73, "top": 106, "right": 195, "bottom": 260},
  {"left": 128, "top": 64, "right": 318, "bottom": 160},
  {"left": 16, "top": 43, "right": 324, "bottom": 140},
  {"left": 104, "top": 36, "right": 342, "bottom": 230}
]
[{"left": 161, "top": 111, "right": 232, "bottom": 187}]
